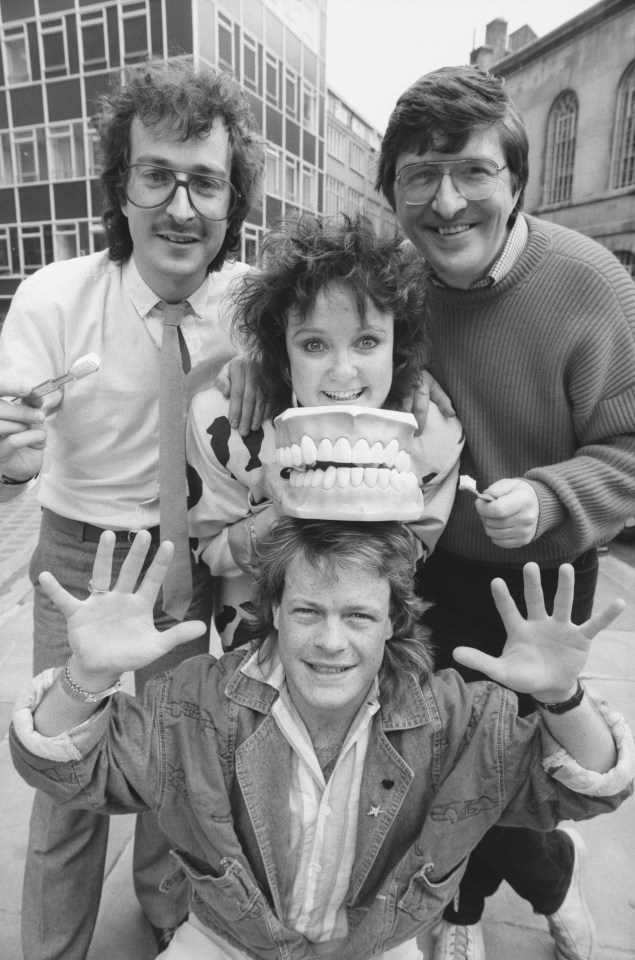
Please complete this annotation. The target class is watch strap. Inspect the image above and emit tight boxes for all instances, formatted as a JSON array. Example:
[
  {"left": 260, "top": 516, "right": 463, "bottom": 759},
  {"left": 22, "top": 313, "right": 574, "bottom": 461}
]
[
  {"left": 61, "top": 659, "right": 122, "bottom": 703},
  {"left": 533, "top": 679, "right": 585, "bottom": 714}
]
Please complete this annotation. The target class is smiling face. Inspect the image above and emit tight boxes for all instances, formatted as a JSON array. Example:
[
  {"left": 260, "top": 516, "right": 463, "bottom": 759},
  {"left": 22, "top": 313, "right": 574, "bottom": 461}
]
[
  {"left": 394, "top": 125, "right": 520, "bottom": 290},
  {"left": 272, "top": 555, "right": 393, "bottom": 735},
  {"left": 121, "top": 117, "right": 232, "bottom": 301},
  {"left": 285, "top": 283, "right": 394, "bottom": 409}
]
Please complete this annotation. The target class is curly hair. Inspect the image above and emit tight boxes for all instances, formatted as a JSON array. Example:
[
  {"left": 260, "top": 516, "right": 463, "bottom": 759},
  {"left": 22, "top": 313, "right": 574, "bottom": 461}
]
[
  {"left": 95, "top": 57, "right": 265, "bottom": 271},
  {"left": 233, "top": 213, "right": 428, "bottom": 417},
  {"left": 377, "top": 65, "right": 528, "bottom": 221},
  {"left": 248, "top": 517, "right": 433, "bottom": 700}
]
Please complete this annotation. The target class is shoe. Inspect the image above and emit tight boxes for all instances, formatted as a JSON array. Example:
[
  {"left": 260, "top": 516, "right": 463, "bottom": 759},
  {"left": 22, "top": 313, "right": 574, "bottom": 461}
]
[
  {"left": 151, "top": 914, "right": 188, "bottom": 955},
  {"left": 432, "top": 920, "right": 485, "bottom": 960},
  {"left": 547, "top": 826, "right": 596, "bottom": 960}
]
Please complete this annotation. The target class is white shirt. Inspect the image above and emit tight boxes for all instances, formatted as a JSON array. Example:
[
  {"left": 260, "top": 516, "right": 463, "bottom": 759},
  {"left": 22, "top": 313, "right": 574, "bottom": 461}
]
[{"left": 0, "top": 251, "right": 249, "bottom": 527}]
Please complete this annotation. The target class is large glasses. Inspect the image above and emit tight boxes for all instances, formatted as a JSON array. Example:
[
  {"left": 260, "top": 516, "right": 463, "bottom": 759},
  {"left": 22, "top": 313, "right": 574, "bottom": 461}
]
[
  {"left": 124, "top": 163, "right": 240, "bottom": 221},
  {"left": 395, "top": 158, "right": 508, "bottom": 204}
]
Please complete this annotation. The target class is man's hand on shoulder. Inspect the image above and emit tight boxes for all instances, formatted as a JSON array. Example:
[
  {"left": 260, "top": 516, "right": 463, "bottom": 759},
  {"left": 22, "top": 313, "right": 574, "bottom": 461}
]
[
  {"left": 402, "top": 370, "right": 456, "bottom": 436},
  {"left": 215, "top": 355, "right": 266, "bottom": 436}
]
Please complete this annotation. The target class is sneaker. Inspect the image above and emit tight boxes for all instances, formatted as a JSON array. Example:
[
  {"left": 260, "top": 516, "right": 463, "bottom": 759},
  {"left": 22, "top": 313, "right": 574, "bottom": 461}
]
[
  {"left": 432, "top": 920, "right": 485, "bottom": 960},
  {"left": 547, "top": 826, "right": 596, "bottom": 960}
]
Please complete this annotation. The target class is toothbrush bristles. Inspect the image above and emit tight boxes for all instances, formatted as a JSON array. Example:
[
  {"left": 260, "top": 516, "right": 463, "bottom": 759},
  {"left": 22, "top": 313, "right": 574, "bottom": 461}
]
[{"left": 69, "top": 353, "right": 101, "bottom": 380}]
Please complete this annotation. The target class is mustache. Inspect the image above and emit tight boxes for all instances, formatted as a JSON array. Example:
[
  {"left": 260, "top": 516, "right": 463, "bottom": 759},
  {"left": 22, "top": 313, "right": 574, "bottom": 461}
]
[{"left": 154, "top": 220, "right": 206, "bottom": 239}]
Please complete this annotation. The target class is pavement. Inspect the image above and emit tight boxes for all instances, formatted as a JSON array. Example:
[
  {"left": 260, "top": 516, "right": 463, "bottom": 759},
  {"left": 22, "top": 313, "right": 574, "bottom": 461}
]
[{"left": 0, "top": 483, "right": 634, "bottom": 959}]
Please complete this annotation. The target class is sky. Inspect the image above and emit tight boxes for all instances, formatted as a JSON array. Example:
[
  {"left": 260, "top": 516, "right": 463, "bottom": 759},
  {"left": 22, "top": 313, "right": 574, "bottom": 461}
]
[{"left": 325, "top": 0, "right": 599, "bottom": 131}]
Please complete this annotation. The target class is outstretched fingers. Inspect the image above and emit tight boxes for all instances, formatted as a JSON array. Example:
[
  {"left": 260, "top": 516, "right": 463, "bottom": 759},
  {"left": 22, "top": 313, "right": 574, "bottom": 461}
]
[
  {"left": 90, "top": 531, "right": 116, "bottom": 592},
  {"left": 581, "top": 598, "right": 626, "bottom": 639},
  {"left": 39, "top": 571, "right": 83, "bottom": 619},
  {"left": 134, "top": 539, "right": 175, "bottom": 606},
  {"left": 453, "top": 646, "right": 504, "bottom": 683},
  {"left": 551, "top": 564, "right": 576, "bottom": 622}
]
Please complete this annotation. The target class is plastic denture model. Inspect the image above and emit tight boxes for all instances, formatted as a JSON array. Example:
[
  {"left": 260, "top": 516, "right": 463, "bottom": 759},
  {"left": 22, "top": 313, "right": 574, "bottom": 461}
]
[{"left": 274, "top": 406, "right": 424, "bottom": 521}]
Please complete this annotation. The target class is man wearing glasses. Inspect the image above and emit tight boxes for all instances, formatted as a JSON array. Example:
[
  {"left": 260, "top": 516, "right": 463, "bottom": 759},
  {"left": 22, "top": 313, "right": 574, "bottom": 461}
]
[
  {"left": 0, "top": 58, "right": 263, "bottom": 960},
  {"left": 377, "top": 65, "right": 635, "bottom": 960}
]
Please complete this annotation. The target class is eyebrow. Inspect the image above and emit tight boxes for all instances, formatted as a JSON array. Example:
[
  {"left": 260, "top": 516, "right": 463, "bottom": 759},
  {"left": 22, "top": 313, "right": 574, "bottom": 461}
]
[
  {"left": 132, "top": 155, "right": 230, "bottom": 177},
  {"left": 288, "top": 320, "right": 391, "bottom": 339}
]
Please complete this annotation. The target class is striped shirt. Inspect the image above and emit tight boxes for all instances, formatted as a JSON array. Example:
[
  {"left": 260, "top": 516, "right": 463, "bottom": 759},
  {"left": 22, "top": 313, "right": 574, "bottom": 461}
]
[
  {"left": 241, "top": 646, "right": 380, "bottom": 945},
  {"left": 0, "top": 251, "right": 248, "bottom": 526},
  {"left": 430, "top": 213, "right": 528, "bottom": 288}
]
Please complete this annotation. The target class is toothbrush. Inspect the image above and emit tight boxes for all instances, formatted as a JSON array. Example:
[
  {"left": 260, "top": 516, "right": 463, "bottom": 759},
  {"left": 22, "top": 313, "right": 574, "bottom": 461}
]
[
  {"left": 20, "top": 354, "right": 102, "bottom": 403},
  {"left": 459, "top": 474, "right": 495, "bottom": 502}
]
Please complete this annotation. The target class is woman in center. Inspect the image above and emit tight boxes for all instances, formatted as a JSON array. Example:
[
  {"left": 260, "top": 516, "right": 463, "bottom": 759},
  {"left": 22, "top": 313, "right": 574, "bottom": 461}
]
[{"left": 187, "top": 214, "right": 464, "bottom": 650}]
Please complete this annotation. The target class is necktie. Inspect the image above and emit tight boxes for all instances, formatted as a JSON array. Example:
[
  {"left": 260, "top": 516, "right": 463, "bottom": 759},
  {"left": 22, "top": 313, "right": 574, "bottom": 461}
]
[{"left": 159, "top": 302, "right": 193, "bottom": 619}]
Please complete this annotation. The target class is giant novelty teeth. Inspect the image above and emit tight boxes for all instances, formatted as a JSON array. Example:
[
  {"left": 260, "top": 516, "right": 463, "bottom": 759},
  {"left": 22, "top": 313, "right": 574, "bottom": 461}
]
[{"left": 274, "top": 406, "right": 424, "bottom": 521}]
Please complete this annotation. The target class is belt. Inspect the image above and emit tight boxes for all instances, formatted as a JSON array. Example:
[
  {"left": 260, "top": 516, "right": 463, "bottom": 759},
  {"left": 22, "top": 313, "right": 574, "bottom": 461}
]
[{"left": 43, "top": 508, "right": 161, "bottom": 544}]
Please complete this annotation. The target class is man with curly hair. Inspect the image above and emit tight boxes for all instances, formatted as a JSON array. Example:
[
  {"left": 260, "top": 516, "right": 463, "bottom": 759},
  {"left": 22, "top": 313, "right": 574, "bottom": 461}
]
[{"left": 0, "top": 57, "right": 264, "bottom": 960}]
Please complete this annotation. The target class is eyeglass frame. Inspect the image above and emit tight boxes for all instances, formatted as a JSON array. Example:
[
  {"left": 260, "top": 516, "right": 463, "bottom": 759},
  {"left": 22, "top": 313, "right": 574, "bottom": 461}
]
[
  {"left": 394, "top": 158, "right": 509, "bottom": 205},
  {"left": 122, "top": 163, "right": 241, "bottom": 221}
]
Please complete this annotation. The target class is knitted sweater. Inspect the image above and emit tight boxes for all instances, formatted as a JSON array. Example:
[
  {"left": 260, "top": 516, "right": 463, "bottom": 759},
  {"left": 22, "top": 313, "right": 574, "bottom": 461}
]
[{"left": 425, "top": 214, "right": 635, "bottom": 567}]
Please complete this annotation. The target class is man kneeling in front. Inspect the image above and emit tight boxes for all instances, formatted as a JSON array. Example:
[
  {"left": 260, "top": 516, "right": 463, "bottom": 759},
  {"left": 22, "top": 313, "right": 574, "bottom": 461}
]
[{"left": 10, "top": 518, "right": 634, "bottom": 959}]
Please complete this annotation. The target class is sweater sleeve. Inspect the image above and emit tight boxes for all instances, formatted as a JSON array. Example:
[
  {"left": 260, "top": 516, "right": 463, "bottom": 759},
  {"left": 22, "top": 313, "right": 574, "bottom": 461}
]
[{"left": 525, "top": 261, "right": 635, "bottom": 550}]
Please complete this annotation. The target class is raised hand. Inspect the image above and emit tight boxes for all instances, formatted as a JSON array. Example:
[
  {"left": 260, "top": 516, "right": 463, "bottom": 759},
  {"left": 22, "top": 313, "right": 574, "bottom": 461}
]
[
  {"left": 453, "top": 563, "right": 625, "bottom": 703},
  {"left": 39, "top": 530, "right": 207, "bottom": 688}
]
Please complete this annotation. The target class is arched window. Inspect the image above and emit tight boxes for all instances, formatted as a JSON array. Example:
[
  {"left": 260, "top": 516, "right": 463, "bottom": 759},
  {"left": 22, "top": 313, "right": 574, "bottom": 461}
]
[
  {"left": 544, "top": 91, "right": 578, "bottom": 205},
  {"left": 614, "top": 250, "right": 635, "bottom": 279},
  {"left": 610, "top": 62, "right": 635, "bottom": 189}
]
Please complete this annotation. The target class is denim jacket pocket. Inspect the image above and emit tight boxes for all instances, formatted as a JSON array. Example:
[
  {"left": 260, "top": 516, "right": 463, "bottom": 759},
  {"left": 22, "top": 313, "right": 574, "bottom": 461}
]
[
  {"left": 397, "top": 854, "right": 467, "bottom": 921},
  {"left": 171, "top": 849, "right": 266, "bottom": 922}
]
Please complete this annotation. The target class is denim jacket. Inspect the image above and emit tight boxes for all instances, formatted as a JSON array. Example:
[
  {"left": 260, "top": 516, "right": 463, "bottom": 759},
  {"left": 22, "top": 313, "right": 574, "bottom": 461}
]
[{"left": 10, "top": 652, "right": 633, "bottom": 960}]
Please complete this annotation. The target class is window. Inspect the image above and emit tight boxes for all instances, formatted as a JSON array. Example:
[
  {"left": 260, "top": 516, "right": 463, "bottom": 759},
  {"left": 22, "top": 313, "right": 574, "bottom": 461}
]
[
  {"left": 348, "top": 188, "right": 365, "bottom": 214},
  {"left": 242, "top": 33, "right": 258, "bottom": 91},
  {"left": 14, "top": 130, "right": 39, "bottom": 183},
  {"left": 218, "top": 12, "right": 235, "bottom": 73},
  {"left": 0, "top": 132, "right": 14, "bottom": 186},
  {"left": 284, "top": 155, "right": 297, "bottom": 202},
  {"left": 301, "top": 164, "right": 315, "bottom": 209},
  {"left": 53, "top": 223, "right": 80, "bottom": 262},
  {"left": 544, "top": 91, "right": 578, "bottom": 205},
  {"left": 285, "top": 69, "right": 298, "bottom": 120},
  {"left": 325, "top": 175, "right": 345, "bottom": 216},
  {"left": 41, "top": 17, "right": 69, "bottom": 79},
  {"left": 614, "top": 250, "right": 635, "bottom": 278},
  {"left": 242, "top": 225, "right": 261, "bottom": 264},
  {"left": 2, "top": 24, "right": 31, "bottom": 83},
  {"left": 266, "top": 145, "right": 282, "bottom": 196},
  {"left": 265, "top": 53, "right": 280, "bottom": 107},
  {"left": 0, "top": 229, "right": 11, "bottom": 275},
  {"left": 48, "top": 123, "right": 85, "bottom": 180},
  {"left": 302, "top": 83, "right": 317, "bottom": 132},
  {"left": 611, "top": 63, "right": 635, "bottom": 190},
  {"left": 121, "top": 1, "right": 150, "bottom": 64},
  {"left": 86, "top": 126, "right": 104, "bottom": 178},
  {"left": 350, "top": 141, "right": 366, "bottom": 175},
  {"left": 21, "top": 226, "right": 46, "bottom": 275},
  {"left": 327, "top": 125, "right": 347, "bottom": 163},
  {"left": 80, "top": 10, "right": 109, "bottom": 71}
]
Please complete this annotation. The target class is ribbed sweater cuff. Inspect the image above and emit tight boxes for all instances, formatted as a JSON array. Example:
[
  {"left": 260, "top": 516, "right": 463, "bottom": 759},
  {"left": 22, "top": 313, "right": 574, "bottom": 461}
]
[{"left": 529, "top": 479, "right": 567, "bottom": 540}]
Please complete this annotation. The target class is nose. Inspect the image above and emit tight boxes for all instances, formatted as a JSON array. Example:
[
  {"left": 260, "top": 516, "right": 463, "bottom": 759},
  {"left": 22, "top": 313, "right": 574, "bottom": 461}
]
[
  {"left": 317, "top": 617, "right": 348, "bottom": 653},
  {"left": 329, "top": 348, "right": 357, "bottom": 382},
  {"left": 431, "top": 172, "right": 468, "bottom": 219},
  {"left": 164, "top": 181, "right": 196, "bottom": 223}
]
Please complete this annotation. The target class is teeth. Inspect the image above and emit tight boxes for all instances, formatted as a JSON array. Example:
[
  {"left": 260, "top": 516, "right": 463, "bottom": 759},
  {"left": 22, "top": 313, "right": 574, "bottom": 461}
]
[
  {"left": 370, "top": 441, "right": 384, "bottom": 464},
  {"left": 383, "top": 439, "right": 399, "bottom": 467},
  {"left": 377, "top": 468, "right": 390, "bottom": 489},
  {"left": 291, "top": 443, "right": 303, "bottom": 467},
  {"left": 351, "top": 438, "right": 371, "bottom": 462},
  {"left": 396, "top": 450, "right": 411, "bottom": 471},
  {"left": 336, "top": 467, "right": 350, "bottom": 488},
  {"left": 332, "top": 437, "right": 352, "bottom": 462},
  {"left": 390, "top": 469, "right": 402, "bottom": 490},
  {"left": 311, "top": 469, "right": 323, "bottom": 488},
  {"left": 323, "top": 465, "right": 337, "bottom": 489},
  {"left": 365, "top": 467, "right": 378, "bottom": 487},
  {"left": 350, "top": 467, "right": 364, "bottom": 487},
  {"left": 300, "top": 435, "right": 317, "bottom": 463},
  {"left": 310, "top": 665, "right": 348, "bottom": 674},
  {"left": 317, "top": 438, "right": 332, "bottom": 460},
  {"left": 323, "top": 390, "right": 362, "bottom": 401}
]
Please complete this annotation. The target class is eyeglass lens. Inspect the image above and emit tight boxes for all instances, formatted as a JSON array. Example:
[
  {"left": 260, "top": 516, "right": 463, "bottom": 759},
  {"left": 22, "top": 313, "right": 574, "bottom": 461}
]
[
  {"left": 399, "top": 159, "right": 502, "bottom": 202},
  {"left": 125, "top": 164, "right": 235, "bottom": 220}
]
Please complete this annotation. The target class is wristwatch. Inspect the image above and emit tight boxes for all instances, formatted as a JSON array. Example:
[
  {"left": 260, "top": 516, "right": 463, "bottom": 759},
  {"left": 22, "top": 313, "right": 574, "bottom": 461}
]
[
  {"left": 533, "top": 679, "right": 585, "bottom": 714},
  {"left": 60, "top": 659, "right": 122, "bottom": 704}
]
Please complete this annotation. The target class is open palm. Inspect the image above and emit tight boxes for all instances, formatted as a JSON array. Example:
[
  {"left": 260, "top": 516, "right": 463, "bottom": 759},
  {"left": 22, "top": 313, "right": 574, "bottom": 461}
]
[
  {"left": 453, "top": 563, "right": 624, "bottom": 702},
  {"left": 39, "top": 531, "right": 206, "bottom": 681}
]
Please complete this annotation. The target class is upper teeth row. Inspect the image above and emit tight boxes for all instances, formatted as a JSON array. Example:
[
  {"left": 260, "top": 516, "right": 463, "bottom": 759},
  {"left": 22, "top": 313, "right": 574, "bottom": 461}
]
[
  {"left": 276, "top": 436, "right": 410, "bottom": 470},
  {"left": 288, "top": 466, "right": 420, "bottom": 491}
]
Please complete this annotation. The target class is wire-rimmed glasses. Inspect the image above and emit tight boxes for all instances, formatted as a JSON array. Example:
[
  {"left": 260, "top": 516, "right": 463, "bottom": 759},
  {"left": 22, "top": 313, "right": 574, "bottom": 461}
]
[
  {"left": 124, "top": 163, "right": 240, "bottom": 221},
  {"left": 395, "top": 158, "right": 509, "bottom": 204}
]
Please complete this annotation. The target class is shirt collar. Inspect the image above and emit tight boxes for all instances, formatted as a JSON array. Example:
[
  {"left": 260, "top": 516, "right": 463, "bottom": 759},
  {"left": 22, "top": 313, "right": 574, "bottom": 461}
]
[
  {"left": 122, "top": 256, "right": 211, "bottom": 318},
  {"left": 428, "top": 213, "right": 528, "bottom": 289}
]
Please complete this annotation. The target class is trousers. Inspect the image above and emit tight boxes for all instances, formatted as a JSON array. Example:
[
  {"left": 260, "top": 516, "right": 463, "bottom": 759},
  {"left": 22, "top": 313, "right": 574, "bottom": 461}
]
[
  {"left": 415, "top": 547, "right": 598, "bottom": 924},
  {"left": 22, "top": 509, "right": 214, "bottom": 960}
]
